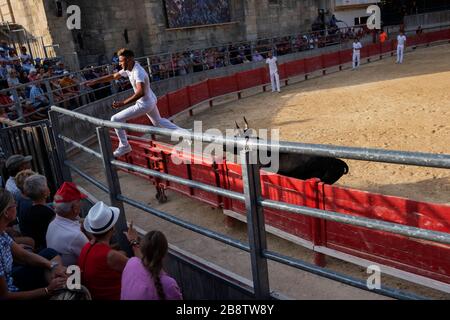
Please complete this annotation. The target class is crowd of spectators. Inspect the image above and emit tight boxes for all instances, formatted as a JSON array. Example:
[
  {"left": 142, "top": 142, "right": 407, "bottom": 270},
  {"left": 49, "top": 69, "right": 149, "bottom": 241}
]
[
  {"left": 0, "top": 25, "right": 372, "bottom": 123},
  {"left": 0, "top": 153, "right": 182, "bottom": 300},
  {"left": 146, "top": 26, "right": 369, "bottom": 81}
]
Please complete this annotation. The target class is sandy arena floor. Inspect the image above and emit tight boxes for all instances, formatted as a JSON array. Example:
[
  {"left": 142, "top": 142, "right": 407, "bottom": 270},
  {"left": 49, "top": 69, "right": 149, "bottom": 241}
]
[
  {"left": 176, "top": 43, "right": 450, "bottom": 204},
  {"left": 73, "top": 43, "right": 450, "bottom": 299}
]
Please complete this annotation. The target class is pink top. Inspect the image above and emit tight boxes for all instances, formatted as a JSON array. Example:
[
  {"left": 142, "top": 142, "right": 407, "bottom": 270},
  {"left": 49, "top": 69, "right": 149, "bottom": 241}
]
[{"left": 121, "top": 257, "right": 182, "bottom": 300}]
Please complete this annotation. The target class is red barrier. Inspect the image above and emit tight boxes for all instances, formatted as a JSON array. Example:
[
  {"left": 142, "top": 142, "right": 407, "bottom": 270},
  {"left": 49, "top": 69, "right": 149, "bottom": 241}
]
[
  {"left": 260, "top": 67, "right": 270, "bottom": 84},
  {"left": 305, "top": 56, "right": 323, "bottom": 73},
  {"left": 208, "top": 75, "right": 239, "bottom": 97},
  {"left": 322, "top": 52, "right": 340, "bottom": 69},
  {"left": 157, "top": 95, "right": 170, "bottom": 118},
  {"left": 380, "top": 40, "right": 394, "bottom": 54},
  {"left": 278, "top": 63, "right": 288, "bottom": 80},
  {"left": 367, "top": 43, "right": 380, "bottom": 58},
  {"left": 284, "top": 59, "right": 306, "bottom": 78},
  {"left": 339, "top": 49, "right": 353, "bottom": 64},
  {"left": 415, "top": 34, "right": 428, "bottom": 46},
  {"left": 167, "top": 87, "right": 190, "bottom": 116},
  {"left": 321, "top": 184, "right": 450, "bottom": 284},
  {"left": 360, "top": 46, "right": 369, "bottom": 59},
  {"left": 188, "top": 81, "right": 210, "bottom": 106},
  {"left": 426, "top": 30, "right": 450, "bottom": 43},
  {"left": 225, "top": 162, "right": 314, "bottom": 240},
  {"left": 236, "top": 68, "right": 264, "bottom": 91}
]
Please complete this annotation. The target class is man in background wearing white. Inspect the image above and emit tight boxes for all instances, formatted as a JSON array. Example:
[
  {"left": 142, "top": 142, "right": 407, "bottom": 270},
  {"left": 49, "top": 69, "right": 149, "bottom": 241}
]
[
  {"left": 397, "top": 31, "right": 407, "bottom": 64},
  {"left": 266, "top": 51, "right": 281, "bottom": 93},
  {"left": 352, "top": 38, "right": 362, "bottom": 70}
]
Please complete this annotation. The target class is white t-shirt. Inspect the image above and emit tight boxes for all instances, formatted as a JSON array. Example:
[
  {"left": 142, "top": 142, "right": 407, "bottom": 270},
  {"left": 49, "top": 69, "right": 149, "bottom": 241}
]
[
  {"left": 353, "top": 42, "right": 362, "bottom": 52},
  {"left": 266, "top": 57, "right": 278, "bottom": 74},
  {"left": 46, "top": 215, "right": 89, "bottom": 266},
  {"left": 119, "top": 62, "right": 157, "bottom": 107},
  {"left": 397, "top": 35, "right": 407, "bottom": 46}
]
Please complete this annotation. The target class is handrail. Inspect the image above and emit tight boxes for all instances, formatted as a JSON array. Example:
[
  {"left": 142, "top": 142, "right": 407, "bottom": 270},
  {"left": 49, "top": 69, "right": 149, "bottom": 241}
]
[{"left": 51, "top": 106, "right": 450, "bottom": 169}]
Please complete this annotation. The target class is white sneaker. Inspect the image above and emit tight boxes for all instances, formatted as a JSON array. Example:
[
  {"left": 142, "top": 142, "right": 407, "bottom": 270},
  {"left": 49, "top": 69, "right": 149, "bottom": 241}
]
[{"left": 113, "top": 145, "right": 132, "bottom": 157}]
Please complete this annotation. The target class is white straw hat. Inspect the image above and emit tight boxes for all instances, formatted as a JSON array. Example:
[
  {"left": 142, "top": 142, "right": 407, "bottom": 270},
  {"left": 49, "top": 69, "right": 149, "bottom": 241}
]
[{"left": 83, "top": 201, "right": 120, "bottom": 234}]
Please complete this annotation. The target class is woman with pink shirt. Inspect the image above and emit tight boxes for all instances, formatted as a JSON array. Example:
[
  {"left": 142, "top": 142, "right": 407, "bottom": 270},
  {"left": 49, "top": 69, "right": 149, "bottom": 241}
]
[{"left": 121, "top": 230, "right": 182, "bottom": 300}]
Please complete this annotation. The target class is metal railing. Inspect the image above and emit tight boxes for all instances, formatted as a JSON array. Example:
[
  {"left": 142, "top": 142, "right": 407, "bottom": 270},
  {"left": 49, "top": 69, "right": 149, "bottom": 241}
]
[{"left": 49, "top": 105, "right": 450, "bottom": 299}]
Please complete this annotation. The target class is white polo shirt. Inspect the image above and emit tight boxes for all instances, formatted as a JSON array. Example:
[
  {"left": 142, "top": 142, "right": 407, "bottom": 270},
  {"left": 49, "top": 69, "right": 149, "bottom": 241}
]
[
  {"left": 266, "top": 57, "right": 278, "bottom": 74},
  {"left": 46, "top": 215, "right": 89, "bottom": 266},
  {"left": 119, "top": 62, "right": 157, "bottom": 108},
  {"left": 353, "top": 42, "right": 362, "bottom": 53},
  {"left": 397, "top": 34, "right": 407, "bottom": 46}
]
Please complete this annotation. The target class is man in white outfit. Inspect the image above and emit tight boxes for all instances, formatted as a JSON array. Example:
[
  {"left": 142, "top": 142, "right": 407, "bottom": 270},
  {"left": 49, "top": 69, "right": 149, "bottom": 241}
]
[
  {"left": 266, "top": 51, "right": 281, "bottom": 93},
  {"left": 86, "top": 48, "right": 188, "bottom": 157},
  {"left": 397, "top": 31, "right": 407, "bottom": 64},
  {"left": 352, "top": 38, "right": 362, "bottom": 70}
]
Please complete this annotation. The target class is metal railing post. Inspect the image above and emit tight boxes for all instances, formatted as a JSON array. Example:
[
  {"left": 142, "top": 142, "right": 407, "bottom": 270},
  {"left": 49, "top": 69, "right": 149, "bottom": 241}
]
[
  {"left": 44, "top": 80, "right": 55, "bottom": 106},
  {"left": 96, "top": 126, "right": 131, "bottom": 254},
  {"left": 240, "top": 149, "right": 270, "bottom": 299},
  {"left": 11, "top": 88, "right": 23, "bottom": 120},
  {"left": 107, "top": 65, "right": 118, "bottom": 94},
  {"left": 146, "top": 57, "right": 152, "bottom": 79},
  {"left": 48, "top": 110, "right": 72, "bottom": 184}
]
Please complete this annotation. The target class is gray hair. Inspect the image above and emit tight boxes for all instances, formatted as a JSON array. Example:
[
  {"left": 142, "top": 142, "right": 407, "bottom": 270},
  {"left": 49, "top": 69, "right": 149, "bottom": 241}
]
[
  {"left": 24, "top": 174, "right": 48, "bottom": 201},
  {"left": 54, "top": 201, "right": 76, "bottom": 216}
]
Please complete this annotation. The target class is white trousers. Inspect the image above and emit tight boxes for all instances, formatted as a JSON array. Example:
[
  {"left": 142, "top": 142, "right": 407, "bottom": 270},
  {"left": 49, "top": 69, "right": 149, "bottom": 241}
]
[
  {"left": 397, "top": 45, "right": 404, "bottom": 63},
  {"left": 111, "top": 103, "right": 186, "bottom": 147},
  {"left": 352, "top": 51, "right": 361, "bottom": 69},
  {"left": 270, "top": 71, "right": 281, "bottom": 92}
]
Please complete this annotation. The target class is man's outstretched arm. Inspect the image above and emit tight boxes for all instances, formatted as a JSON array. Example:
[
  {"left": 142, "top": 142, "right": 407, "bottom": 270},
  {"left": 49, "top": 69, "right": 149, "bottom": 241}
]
[{"left": 86, "top": 72, "right": 122, "bottom": 87}]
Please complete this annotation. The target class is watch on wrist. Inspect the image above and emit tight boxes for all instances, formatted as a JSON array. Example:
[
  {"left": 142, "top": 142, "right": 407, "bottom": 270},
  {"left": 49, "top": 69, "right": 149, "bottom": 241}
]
[
  {"left": 50, "top": 261, "right": 59, "bottom": 270},
  {"left": 130, "top": 239, "right": 140, "bottom": 247}
]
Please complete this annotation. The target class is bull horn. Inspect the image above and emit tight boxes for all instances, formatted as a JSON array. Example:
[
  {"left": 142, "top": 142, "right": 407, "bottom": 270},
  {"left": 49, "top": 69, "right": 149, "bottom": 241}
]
[
  {"left": 235, "top": 121, "right": 240, "bottom": 129},
  {"left": 243, "top": 117, "right": 249, "bottom": 130}
]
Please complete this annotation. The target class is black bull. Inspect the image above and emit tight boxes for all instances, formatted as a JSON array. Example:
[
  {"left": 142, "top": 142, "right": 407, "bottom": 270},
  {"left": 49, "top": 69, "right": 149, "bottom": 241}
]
[{"left": 227, "top": 118, "right": 349, "bottom": 185}]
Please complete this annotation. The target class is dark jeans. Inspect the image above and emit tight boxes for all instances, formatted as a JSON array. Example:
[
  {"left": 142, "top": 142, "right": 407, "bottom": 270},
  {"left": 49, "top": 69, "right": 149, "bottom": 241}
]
[{"left": 12, "top": 248, "right": 58, "bottom": 291}]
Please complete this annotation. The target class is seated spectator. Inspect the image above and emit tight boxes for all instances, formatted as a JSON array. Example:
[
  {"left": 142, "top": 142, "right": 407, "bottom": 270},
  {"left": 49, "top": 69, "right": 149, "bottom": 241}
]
[
  {"left": 18, "top": 71, "right": 30, "bottom": 85},
  {"left": 20, "top": 174, "right": 55, "bottom": 251},
  {"left": 54, "top": 62, "right": 67, "bottom": 76},
  {"left": 0, "top": 80, "right": 14, "bottom": 118},
  {"left": 6, "top": 68, "right": 20, "bottom": 88},
  {"left": 28, "top": 69, "right": 39, "bottom": 82},
  {"left": 5, "top": 155, "right": 32, "bottom": 202},
  {"left": 14, "top": 169, "right": 36, "bottom": 228},
  {"left": 59, "top": 71, "right": 80, "bottom": 109},
  {"left": 46, "top": 182, "right": 89, "bottom": 266},
  {"left": 121, "top": 230, "right": 182, "bottom": 300},
  {"left": 19, "top": 47, "right": 31, "bottom": 64},
  {"left": 78, "top": 201, "right": 140, "bottom": 300},
  {"left": 252, "top": 50, "right": 264, "bottom": 62},
  {"left": 0, "top": 188, "right": 67, "bottom": 299},
  {"left": 29, "top": 83, "right": 49, "bottom": 110}
]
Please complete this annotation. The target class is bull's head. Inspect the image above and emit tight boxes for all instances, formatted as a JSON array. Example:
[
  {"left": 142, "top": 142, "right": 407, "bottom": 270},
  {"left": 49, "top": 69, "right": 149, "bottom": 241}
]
[{"left": 224, "top": 117, "right": 258, "bottom": 155}]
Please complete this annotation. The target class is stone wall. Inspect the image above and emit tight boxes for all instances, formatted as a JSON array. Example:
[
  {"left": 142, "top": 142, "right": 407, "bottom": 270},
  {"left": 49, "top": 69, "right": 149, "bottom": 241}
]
[{"left": 6, "top": 0, "right": 336, "bottom": 70}]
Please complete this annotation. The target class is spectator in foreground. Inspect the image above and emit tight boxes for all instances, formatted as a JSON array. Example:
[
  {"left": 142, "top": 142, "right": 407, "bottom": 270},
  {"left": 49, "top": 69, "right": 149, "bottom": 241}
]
[
  {"left": 46, "top": 182, "right": 89, "bottom": 266},
  {"left": 5, "top": 155, "right": 32, "bottom": 202},
  {"left": 78, "top": 201, "right": 140, "bottom": 300},
  {"left": 0, "top": 188, "right": 67, "bottom": 300},
  {"left": 14, "top": 169, "right": 36, "bottom": 228},
  {"left": 20, "top": 175, "right": 55, "bottom": 251},
  {"left": 121, "top": 230, "right": 182, "bottom": 300}
]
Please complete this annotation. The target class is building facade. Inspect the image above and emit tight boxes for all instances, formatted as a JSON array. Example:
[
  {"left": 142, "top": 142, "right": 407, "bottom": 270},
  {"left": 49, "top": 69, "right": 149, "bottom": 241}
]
[{"left": 0, "top": 0, "right": 335, "bottom": 69}]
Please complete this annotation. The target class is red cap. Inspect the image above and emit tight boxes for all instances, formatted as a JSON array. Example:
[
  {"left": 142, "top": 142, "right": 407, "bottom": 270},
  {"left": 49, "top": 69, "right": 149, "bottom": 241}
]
[{"left": 54, "top": 182, "right": 87, "bottom": 203}]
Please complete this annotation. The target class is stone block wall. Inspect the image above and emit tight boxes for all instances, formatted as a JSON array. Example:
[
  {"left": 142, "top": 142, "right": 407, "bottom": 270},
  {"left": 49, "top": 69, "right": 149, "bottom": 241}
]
[{"left": 5, "top": 0, "right": 336, "bottom": 69}]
